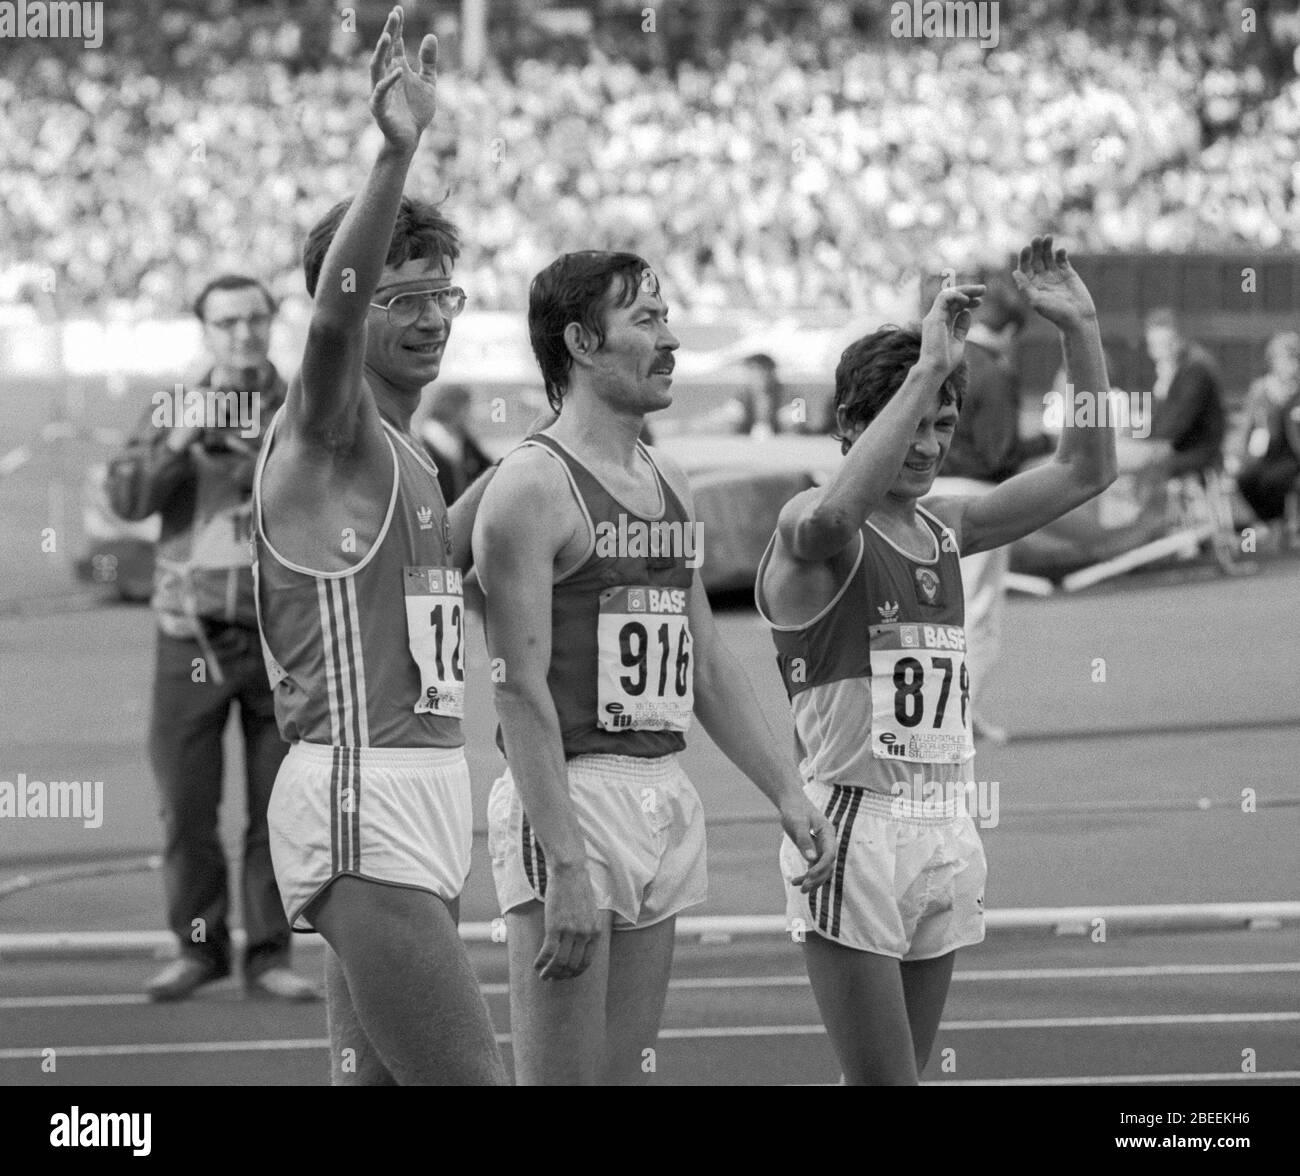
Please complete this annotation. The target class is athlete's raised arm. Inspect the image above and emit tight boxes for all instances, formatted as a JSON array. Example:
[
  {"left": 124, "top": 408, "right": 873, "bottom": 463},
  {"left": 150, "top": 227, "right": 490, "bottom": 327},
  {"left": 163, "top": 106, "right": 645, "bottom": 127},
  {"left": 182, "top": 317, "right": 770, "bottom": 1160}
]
[
  {"left": 653, "top": 452, "right": 837, "bottom": 892},
  {"left": 926, "top": 236, "right": 1118, "bottom": 555},
  {"left": 473, "top": 449, "right": 602, "bottom": 981},
  {"left": 290, "top": 6, "right": 438, "bottom": 446},
  {"left": 776, "top": 283, "right": 984, "bottom": 565}
]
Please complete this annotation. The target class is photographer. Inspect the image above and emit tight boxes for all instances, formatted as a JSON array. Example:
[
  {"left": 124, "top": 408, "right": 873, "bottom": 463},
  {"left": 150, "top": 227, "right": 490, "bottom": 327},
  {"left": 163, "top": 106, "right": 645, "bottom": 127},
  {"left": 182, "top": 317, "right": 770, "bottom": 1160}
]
[{"left": 106, "top": 274, "right": 317, "bottom": 1003}]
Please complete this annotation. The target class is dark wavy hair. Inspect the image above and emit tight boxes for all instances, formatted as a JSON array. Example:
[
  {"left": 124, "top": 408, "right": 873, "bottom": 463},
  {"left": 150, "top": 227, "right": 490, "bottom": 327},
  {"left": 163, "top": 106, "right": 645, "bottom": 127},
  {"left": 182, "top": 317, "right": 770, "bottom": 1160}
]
[
  {"left": 833, "top": 326, "right": 968, "bottom": 455},
  {"left": 528, "top": 251, "right": 653, "bottom": 413},
  {"left": 301, "top": 195, "right": 460, "bottom": 298}
]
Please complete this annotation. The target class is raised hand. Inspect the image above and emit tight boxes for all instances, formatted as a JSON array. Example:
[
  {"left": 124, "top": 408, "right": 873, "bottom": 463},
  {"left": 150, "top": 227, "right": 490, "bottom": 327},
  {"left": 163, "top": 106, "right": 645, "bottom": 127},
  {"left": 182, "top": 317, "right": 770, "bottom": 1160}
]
[
  {"left": 368, "top": 6, "right": 439, "bottom": 154},
  {"left": 918, "top": 283, "right": 985, "bottom": 377},
  {"left": 1012, "top": 235, "right": 1097, "bottom": 329}
]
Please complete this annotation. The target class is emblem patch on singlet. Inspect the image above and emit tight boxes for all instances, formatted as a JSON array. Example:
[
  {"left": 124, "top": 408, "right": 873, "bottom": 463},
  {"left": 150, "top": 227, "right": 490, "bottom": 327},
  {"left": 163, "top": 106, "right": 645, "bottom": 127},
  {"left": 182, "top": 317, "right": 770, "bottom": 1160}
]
[{"left": 914, "top": 565, "right": 942, "bottom": 606}]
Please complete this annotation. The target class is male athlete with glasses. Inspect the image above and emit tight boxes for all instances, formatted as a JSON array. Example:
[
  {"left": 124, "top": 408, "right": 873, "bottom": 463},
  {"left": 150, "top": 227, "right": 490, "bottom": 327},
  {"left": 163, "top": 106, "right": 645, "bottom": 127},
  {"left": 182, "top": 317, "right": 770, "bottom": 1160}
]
[{"left": 252, "top": 6, "right": 506, "bottom": 1084}]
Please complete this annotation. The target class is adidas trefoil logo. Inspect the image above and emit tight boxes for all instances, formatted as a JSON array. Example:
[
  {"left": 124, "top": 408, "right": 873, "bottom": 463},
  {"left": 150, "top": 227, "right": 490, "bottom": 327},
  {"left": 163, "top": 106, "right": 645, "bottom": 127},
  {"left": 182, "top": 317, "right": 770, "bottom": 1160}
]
[
  {"left": 877, "top": 600, "right": 900, "bottom": 623},
  {"left": 416, "top": 506, "right": 434, "bottom": 530}
]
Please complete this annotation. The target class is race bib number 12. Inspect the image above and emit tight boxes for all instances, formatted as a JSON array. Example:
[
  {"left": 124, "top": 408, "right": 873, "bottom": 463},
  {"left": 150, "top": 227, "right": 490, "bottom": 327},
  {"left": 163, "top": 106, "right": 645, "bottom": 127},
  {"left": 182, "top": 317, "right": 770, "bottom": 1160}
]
[
  {"left": 869, "top": 622, "right": 973, "bottom": 763},
  {"left": 404, "top": 566, "right": 465, "bottom": 718},
  {"left": 596, "top": 585, "right": 694, "bottom": 733}
]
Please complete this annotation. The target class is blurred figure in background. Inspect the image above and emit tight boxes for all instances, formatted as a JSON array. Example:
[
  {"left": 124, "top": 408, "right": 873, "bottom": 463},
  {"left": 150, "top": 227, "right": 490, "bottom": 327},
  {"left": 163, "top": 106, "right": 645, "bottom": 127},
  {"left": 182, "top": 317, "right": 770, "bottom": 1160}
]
[
  {"left": 1230, "top": 331, "right": 1300, "bottom": 533},
  {"left": 1131, "top": 307, "right": 1226, "bottom": 478},
  {"left": 932, "top": 282, "right": 1051, "bottom": 744},
  {"left": 418, "top": 382, "right": 491, "bottom": 505},
  {"left": 106, "top": 274, "right": 317, "bottom": 1003},
  {"left": 689, "top": 353, "right": 807, "bottom": 438}
]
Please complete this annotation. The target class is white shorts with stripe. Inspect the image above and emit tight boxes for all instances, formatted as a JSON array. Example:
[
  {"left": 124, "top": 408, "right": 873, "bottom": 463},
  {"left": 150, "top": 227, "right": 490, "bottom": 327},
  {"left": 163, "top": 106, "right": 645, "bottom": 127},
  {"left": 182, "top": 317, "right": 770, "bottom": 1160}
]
[
  {"left": 781, "top": 781, "right": 987, "bottom": 960},
  {"left": 267, "top": 741, "right": 472, "bottom": 932},
  {"left": 487, "top": 753, "right": 708, "bottom": 931}
]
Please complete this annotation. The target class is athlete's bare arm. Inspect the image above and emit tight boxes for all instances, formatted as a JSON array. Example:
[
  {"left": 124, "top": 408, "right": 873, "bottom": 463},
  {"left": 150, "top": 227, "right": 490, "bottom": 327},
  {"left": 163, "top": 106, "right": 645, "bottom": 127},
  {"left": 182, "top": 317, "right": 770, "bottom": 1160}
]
[
  {"left": 775, "top": 285, "right": 984, "bottom": 568},
  {"left": 653, "top": 451, "right": 837, "bottom": 891},
  {"left": 474, "top": 447, "right": 602, "bottom": 980},
  {"left": 760, "top": 285, "right": 982, "bottom": 626},
  {"left": 287, "top": 7, "right": 437, "bottom": 453},
  {"left": 926, "top": 237, "right": 1118, "bottom": 555}
]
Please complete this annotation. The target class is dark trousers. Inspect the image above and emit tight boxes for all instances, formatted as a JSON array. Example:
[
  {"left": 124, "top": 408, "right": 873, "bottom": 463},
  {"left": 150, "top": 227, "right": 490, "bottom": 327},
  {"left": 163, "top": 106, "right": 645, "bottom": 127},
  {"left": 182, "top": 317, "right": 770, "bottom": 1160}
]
[
  {"left": 1238, "top": 455, "right": 1300, "bottom": 522},
  {"left": 149, "top": 626, "right": 291, "bottom": 977}
]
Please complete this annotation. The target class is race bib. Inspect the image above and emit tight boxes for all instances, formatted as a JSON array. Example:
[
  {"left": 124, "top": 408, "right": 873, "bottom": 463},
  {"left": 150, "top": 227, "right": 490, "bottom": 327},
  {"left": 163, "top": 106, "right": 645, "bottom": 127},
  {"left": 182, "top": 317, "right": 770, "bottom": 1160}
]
[
  {"left": 190, "top": 504, "right": 254, "bottom": 570},
  {"left": 596, "top": 585, "right": 694, "bottom": 733},
  {"left": 869, "top": 622, "right": 973, "bottom": 763},
  {"left": 404, "top": 566, "right": 465, "bottom": 718}
]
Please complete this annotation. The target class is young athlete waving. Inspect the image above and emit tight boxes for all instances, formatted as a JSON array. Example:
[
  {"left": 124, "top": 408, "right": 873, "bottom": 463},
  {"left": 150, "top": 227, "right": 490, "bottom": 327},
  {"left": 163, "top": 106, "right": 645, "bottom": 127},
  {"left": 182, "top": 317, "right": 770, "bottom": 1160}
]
[{"left": 757, "top": 237, "right": 1117, "bottom": 1084}]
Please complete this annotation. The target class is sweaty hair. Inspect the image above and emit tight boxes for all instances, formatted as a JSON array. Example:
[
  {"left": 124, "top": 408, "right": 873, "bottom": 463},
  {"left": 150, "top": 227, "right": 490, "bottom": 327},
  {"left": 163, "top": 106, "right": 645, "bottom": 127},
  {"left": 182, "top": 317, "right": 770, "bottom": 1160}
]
[
  {"left": 192, "top": 274, "right": 275, "bottom": 322},
  {"left": 528, "top": 251, "right": 654, "bottom": 413},
  {"left": 301, "top": 195, "right": 460, "bottom": 298},
  {"left": 833, "top": 326, "right": 968, "bottom": 456}
]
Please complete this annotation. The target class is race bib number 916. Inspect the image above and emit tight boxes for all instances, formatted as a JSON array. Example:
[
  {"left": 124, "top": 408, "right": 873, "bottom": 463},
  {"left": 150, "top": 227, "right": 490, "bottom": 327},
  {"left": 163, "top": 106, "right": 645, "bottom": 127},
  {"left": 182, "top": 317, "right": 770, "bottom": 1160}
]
[
  {"left": 869, "top": 622, "right": 973, "bottom": 763},
  {"left": 404, "top": 566, "right": 465, "bottom": 718},
  {"left": 597, "top": 585, "right": 694, "bottom": 733}
]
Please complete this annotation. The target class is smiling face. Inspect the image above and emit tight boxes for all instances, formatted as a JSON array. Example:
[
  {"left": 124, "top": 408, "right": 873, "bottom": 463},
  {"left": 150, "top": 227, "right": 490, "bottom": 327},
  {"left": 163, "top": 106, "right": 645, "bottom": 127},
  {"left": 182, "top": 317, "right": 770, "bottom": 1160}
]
[
  {"left": 365, "top": 255, "right": 456, "bottom": 392},
  {"left": 840, "top": 387, "right": 959, "bottom": 501},
  {"left": 584, "top": 277, "right": 680, "bottom": 414}
]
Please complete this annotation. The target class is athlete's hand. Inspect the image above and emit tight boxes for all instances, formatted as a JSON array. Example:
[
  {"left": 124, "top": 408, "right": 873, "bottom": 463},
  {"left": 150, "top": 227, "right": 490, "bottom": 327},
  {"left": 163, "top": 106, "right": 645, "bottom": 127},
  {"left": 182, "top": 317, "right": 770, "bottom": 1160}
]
[
  {"left": 535, "top": 862, "right": 602, "bottom": 981},
  {"left": 918, "top": 283, "right": 985, "bottom": 378},
  {"left": 779, "top": 795, "right": 837, "bottom": 893},
  {"left": 368, "top": 6, "right": 438, "bottom": 154},
  {"left": 1012, "top": 235, "right": 1097, "bottom": 330}
]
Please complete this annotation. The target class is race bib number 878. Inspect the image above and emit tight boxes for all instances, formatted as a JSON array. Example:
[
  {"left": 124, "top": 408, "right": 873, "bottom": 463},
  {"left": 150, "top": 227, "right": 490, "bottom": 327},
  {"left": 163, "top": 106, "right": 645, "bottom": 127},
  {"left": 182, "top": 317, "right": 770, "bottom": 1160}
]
[
  {"left": 869, "top": 622, "right": 973, "bottom": 763},
  {"left": 596, "top": 585, "right": 694, "bottom": 733},
  {"left": 404, "top": 566, "right": 465, "bottom": 718}
]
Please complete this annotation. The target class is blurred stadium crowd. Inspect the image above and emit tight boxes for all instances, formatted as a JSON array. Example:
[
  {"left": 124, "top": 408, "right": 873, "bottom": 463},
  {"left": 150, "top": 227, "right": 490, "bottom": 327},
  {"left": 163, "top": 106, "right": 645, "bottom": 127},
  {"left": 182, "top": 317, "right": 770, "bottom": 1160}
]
[{"left": 1, "top": 0, "right": 1299, "bottom": 316}]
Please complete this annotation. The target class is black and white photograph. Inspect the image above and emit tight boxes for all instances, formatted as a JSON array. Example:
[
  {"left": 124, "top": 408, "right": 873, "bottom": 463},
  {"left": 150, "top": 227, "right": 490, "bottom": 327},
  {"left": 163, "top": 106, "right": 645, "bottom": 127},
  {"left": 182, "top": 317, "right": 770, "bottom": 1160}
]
[{"left": 0, "top": 0, "right": 1296, "bottom": 1131}]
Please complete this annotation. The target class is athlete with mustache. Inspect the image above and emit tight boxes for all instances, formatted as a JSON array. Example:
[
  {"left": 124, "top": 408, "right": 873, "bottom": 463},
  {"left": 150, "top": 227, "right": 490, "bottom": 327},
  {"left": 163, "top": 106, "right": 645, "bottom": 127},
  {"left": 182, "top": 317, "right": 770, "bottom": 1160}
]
[{"left": 473, "top": 251, "right": 838, "bottom": 1084}]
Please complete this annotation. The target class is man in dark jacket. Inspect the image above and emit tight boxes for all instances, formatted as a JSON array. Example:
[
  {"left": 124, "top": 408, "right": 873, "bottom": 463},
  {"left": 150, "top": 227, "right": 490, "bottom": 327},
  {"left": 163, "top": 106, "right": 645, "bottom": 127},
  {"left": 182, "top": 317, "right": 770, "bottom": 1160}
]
[
  {"left": 107, "top": 274, "right": 318, "bottom": 1002},
  {"left": 1138, "top": 307, "right": 1226, "bottom": 478}
]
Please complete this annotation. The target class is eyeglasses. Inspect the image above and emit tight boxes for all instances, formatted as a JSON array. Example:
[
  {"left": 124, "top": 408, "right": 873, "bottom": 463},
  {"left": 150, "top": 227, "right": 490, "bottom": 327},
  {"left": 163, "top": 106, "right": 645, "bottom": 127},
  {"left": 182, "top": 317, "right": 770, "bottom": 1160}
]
[
  {"left": 370, "top": 287, "right": 468, "bottom": 327},
  {"left": 208, "top": 313, "right": 272, "bottom": 333}
]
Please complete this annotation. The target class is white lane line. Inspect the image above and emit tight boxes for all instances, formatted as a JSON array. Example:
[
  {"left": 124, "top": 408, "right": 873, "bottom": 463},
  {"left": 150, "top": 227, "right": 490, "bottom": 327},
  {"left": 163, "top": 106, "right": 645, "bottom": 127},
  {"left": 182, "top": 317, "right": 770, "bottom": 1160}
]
[
  {"left": 2, "top": 1010, "right": 1296, "bottom": 1059},
  {"left": 5, "top": 961, "right": 1300, "bottom": 1009},
  {"left": 926, "top": 1072, "right": 1300, "bottom": 1087}
]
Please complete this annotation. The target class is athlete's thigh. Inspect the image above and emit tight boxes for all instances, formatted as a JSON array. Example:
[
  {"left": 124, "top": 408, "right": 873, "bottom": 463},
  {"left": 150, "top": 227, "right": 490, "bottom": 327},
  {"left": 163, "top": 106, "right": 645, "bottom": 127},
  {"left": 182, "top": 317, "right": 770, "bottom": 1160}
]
[
  {"left": 324, "top": 946, "right": 396, "bottom": 1086},
  {"left": 311, "top": 876, "right": 505, "bottom": 1086},
  {"left": 802, "top": 933, "right": 918, "bottom": 1086},
  {"left": 505, "top": 900, "right": 614, "bottom": 1087},
  {"left": 900, "top": 951, "right": 956, "bottom": 1076},
  {"left": 603, "top": 915, "right": 677, "bottom": 1085}
]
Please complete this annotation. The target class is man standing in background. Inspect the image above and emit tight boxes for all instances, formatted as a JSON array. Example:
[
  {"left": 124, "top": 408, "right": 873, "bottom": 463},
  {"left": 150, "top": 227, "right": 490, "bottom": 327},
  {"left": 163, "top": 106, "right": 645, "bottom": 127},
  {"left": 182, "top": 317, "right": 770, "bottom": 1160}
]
[
  {"left": 418, "top": 382, "right": 491, "bottom": 505},
  {"left": 107, "top": 274, "right": 319, "bottom": 1003}
]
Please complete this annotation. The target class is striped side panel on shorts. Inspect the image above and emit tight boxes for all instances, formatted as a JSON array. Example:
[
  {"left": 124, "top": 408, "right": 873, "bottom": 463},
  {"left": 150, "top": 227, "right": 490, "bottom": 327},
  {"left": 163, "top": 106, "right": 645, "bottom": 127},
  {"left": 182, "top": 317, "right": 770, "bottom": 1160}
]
[
  {"left": 814, "top": 786, "right": 856, "bottom": 935},
  {"left": 521, "top": 815, "right": 548, "bottom": 899},
  {"left": 829, "top": 788, "right": 864, "bottom": 939}
]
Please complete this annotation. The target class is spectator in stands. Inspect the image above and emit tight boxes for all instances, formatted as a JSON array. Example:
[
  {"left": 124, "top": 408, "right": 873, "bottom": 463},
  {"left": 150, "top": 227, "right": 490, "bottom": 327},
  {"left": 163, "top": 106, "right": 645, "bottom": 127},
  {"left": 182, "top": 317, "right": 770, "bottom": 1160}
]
[
  {"left": 934, "top": 283, "right": 1050, "bottom": 744},
  {"left": 1131, "top": 307, "right": 1226, "bottom": 478},
  {"left": 106, "top": 274, "right": 318, "bottom": 1004},
  {"left": 419, "top": 382, "right": 491, "bottom": 505},
  {"left": 1232, "top": 330, "right": 1300, "bottom": 526}
]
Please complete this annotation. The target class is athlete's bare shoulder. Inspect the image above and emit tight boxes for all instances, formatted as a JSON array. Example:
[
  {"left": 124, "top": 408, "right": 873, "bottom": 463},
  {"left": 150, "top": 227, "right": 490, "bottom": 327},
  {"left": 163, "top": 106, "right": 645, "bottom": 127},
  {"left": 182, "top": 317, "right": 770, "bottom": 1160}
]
[{"left": 476, "top": 437, "right": 589, "bottom": 574}]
